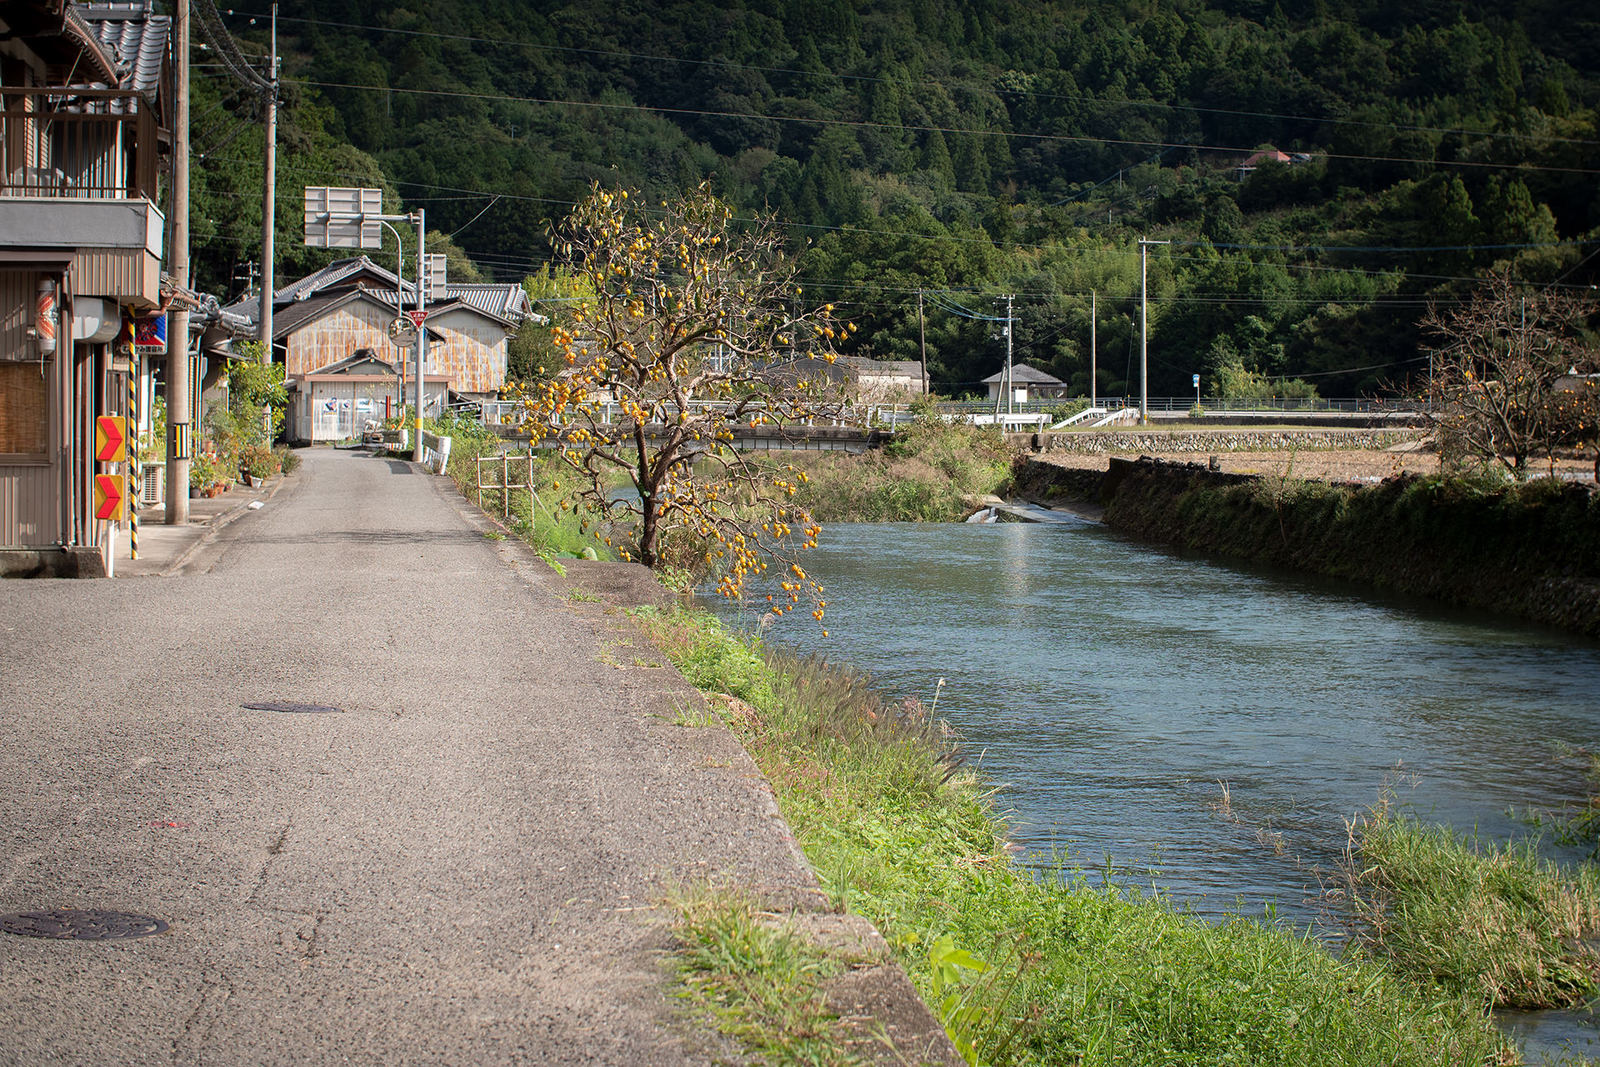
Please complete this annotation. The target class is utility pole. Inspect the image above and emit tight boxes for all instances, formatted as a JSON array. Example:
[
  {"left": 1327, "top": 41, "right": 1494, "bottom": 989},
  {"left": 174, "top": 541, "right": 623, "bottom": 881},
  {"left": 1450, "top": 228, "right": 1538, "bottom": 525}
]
[
  {"left": 917, "top": 290, "right": 927, "bottom": 397},
  {"left": 1090, "top": 289, "right": 1097, "bottom": 409},
  {"left": 413, "top": 209, "right": 426, "bottom": 461},
  {"left": 165, "top": 0, "right": 191, "bottom": 524},
  {"left": 259, "top": 2, "right": 278, "bottom": 365},
  {"left": 1138, "top": 238, "right": 1168, "bottom": 425},
  {"left": 1004, "top": 293, "right": 1015, "bottom": 418}
]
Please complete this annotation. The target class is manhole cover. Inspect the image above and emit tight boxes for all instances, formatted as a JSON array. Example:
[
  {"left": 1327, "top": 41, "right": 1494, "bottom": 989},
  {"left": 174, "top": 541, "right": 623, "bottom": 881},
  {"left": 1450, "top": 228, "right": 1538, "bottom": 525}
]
[
  {"left": 0, "top": 909, "right": 169, "bottom": 941},
  {"left": 242, "top": 701, "right": 342, "bottom": 714}
]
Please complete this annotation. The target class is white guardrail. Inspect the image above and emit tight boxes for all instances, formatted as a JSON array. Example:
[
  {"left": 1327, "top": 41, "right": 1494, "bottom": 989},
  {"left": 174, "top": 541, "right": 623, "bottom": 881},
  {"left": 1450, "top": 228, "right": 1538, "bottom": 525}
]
[{"left": 420, "top": 430, "right": 452, "bottom": 474}]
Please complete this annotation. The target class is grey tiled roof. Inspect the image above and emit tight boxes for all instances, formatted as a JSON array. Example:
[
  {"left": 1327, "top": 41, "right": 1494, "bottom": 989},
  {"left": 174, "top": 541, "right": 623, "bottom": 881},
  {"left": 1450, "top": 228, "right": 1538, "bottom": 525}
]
[
  {"left": 225, "top": 256, "right": 533, "bottom": 328},
  {"left": 78, "top": 3, "right": 171, "bottom": 98},
  {"left": 982, "top": 364, "right": 1065, "bottom": 385}
]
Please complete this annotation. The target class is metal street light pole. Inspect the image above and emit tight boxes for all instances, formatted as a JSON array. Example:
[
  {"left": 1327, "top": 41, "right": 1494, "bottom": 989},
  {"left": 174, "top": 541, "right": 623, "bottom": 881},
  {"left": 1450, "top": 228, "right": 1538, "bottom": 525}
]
[{"left": 413, "top": 208, "right": 426, "bottom": 461}]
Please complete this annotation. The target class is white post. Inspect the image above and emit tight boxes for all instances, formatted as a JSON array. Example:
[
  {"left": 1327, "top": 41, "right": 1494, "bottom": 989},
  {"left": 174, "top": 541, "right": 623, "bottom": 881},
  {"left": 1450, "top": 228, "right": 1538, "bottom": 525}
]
[{"left": 1090, "top": 289, "right": 1097, "bottom": 409}]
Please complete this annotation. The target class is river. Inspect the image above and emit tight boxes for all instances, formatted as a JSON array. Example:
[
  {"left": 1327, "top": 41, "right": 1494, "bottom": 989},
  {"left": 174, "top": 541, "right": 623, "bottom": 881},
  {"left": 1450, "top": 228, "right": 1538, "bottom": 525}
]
[{"left": 706, "top": 518, "right": 1600, "bottom": 1060}]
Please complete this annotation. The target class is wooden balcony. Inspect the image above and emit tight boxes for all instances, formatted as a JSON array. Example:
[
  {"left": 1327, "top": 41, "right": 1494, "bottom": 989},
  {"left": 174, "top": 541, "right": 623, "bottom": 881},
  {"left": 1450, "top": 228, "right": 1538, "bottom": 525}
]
[{"left": 0, "top": 86, "right": 159, "bottom": 201}]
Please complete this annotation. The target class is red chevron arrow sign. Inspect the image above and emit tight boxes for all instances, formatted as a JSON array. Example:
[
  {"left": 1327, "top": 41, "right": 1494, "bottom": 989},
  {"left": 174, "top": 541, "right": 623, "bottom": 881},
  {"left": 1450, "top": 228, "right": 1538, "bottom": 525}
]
[
  {"left": 95, "top": 415, "right": 127, "bottom": 463},
  {"left": 93, "top": 474, "right": 126, "bottom": 521}
]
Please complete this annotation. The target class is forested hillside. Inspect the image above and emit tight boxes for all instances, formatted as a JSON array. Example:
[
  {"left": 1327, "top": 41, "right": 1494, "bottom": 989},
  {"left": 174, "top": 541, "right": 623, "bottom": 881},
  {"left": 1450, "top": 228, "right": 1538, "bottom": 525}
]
[{"left": 192, "top": 0, "right": 1600, "bottom": 398}]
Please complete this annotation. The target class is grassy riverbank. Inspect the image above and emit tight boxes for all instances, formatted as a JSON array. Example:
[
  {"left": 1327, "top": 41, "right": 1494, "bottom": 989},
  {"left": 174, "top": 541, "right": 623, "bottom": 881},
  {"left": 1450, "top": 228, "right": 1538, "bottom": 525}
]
[
  {"left": 1343, "top": 800, "right": 1600, "bottom": 1011},
  {"left": 634, "top": 606, "right": 1517, "bottom": 1066},
  {"left": 786, "top": 418, "right": 1017, "bottom": 522}
]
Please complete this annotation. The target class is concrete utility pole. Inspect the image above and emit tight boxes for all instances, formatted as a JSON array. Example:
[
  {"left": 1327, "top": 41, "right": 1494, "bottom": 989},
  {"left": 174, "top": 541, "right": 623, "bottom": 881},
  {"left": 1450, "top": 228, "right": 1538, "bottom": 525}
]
[
  {"left": 1090, "top": 289, "right": 1097, "bottom": 409},
  {"left": 1138, "top": 237, "right": 1168, "bottom": 425},
  {"left": 259, "top": 3, "right": 278, "bottom": 364},
  {"left": 917, "top": 290, "right": 927, "bottom": 397},
  {"left": 1005, "top": 293, "right": 1014, "bottom": 417},
  {"left": 413, "top": 209, "right": 426, "bottom": 461},
  {"left": 165, "top": 0, "right": 191, "bottom": 524}
]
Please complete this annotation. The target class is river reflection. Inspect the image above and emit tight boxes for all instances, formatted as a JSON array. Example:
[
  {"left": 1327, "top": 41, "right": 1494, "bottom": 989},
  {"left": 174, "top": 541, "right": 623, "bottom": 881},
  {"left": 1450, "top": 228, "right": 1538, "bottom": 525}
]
[{"left": 705, "top": 520, "right": 1600, "bottom": 1059}]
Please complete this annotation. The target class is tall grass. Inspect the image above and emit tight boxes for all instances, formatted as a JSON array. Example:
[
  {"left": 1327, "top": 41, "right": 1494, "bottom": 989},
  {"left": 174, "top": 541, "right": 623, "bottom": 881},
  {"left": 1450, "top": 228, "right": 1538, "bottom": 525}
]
[
  {"left": 790, "top": 418, "right": 1018, "bottom": 522},
  {"left": 1341, "top": 800, "right": 1600, "bottom": 1010},
  {"left": 433, "top": 416, "right": 606, "bottom": 562},
  {"left": 636, "top": 607, "right": 1516, "bottom": 1066}
]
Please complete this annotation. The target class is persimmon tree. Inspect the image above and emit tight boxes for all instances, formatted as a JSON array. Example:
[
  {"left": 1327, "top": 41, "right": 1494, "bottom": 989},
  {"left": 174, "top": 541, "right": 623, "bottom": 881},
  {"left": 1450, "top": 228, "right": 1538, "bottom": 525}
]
[
  {"left": 518, "top": 182, "right": 854, "bottom": 622},
  {"left": 1423, "top": 272, "right": 1597, "bottom": 479}
]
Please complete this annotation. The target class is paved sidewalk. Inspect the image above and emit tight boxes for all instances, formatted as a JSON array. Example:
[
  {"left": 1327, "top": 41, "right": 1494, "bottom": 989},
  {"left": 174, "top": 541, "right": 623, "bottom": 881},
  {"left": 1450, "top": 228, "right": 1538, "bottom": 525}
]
[
  {"left": 0, "top": 448, "right": 946, "bottom": 1065},
  {"left": 114, "top": 468, "right": 291, "bottom": 578}
]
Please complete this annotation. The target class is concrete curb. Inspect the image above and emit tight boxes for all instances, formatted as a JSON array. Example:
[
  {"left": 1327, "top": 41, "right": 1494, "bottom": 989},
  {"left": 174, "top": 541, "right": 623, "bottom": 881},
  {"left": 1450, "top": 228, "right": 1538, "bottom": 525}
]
[{"left": 426, "top": 466, "right": 963, "bottom": 1066}]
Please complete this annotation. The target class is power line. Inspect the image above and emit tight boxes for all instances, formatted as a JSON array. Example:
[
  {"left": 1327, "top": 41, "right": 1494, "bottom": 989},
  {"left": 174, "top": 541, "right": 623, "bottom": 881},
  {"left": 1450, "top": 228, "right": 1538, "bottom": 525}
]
[
  {"left": 288, "top": 78, "right": 1600, "bottom": 178},
  {"left": 231, "top": 8, "right": 1600, "bottom": 151}
]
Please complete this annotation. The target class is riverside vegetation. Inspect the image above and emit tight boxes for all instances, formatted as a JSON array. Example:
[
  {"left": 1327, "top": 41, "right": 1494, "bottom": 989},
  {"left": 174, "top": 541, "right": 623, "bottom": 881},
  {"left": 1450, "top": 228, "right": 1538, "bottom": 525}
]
[
  {"left": 634, "top": 606, "right": 1539, "bottom": 1067},
  {"left": 434, "top": 417, "right": 1600, "bottom": 1062}
]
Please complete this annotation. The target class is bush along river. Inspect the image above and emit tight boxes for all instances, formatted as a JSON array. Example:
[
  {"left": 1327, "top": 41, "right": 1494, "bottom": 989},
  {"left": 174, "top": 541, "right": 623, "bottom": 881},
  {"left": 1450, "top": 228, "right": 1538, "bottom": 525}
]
[{"left": 706, "top": 518, "right": 1600, "bottom": 1062}]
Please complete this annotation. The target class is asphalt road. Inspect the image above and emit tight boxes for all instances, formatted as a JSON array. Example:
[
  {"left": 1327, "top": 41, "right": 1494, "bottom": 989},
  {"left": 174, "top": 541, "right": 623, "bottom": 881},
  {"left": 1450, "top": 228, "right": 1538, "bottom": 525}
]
[{"left": 0, "top": 448, "right": 820, "bottom": 1065}]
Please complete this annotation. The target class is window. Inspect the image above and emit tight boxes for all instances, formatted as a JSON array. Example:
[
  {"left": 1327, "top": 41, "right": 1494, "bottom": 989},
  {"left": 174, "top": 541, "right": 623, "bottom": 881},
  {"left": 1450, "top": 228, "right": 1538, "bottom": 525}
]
[{"left": 0, "top": 362, "right": 48, "bottom": 456}]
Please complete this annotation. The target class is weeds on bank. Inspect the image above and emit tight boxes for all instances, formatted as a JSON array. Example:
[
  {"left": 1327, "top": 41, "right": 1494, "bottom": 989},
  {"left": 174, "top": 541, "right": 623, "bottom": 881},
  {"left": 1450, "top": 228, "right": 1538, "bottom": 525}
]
[
  {"left": 785, "top": 418, "right": 1017, "bottom": 522},
  {"left": 1342, "top": 798, "right": 1600, "bottom": 1010},
  {"left": 634, "top": 606, "right": 1515, "bottom": 1066},
  {"left": 673, "top": 885, "right": 860, "bottom": 1066},
  {"left": 435, "top": 416, "right": 610, "bottom": 565}
]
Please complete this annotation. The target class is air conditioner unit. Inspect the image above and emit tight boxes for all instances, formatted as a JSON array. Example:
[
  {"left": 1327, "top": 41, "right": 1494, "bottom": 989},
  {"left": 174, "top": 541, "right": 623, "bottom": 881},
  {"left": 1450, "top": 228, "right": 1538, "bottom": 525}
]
[{"left": 139, "top": 462, "right": 165, "bottom": 507}]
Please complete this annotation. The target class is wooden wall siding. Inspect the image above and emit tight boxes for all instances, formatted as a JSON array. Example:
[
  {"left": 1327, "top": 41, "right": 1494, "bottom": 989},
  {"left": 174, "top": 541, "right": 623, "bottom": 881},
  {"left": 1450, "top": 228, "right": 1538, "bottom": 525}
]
[
  {"left": 284, "top": 302, "right": 396, "bottom": 378},
  {"left": 285, "top": 303, "right": 508, "bottom": 393},
  {"left": 424, "top": 309, "right": 508, "bottom": 394},
  {"left": 0, "top": 271, "right": 32, "bottom": 360},
  {"left": 72, "top": 247, "right": 160, "bottom": 307},
  {"left": 0, "top": 463, "right": 57, "bottom": 546}
]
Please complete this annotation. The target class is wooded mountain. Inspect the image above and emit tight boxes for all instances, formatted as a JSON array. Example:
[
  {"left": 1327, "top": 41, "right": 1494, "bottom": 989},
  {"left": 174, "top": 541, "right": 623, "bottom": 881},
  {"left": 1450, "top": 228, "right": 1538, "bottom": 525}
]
[{"left": 192, "top": 0, "right": 1600, "bottom": 398}]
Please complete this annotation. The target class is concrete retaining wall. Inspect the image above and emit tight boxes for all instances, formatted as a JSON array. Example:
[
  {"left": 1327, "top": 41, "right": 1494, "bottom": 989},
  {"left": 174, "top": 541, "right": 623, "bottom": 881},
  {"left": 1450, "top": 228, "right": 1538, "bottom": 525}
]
[{"left": 1009, "top": 427, "right": 1427, "bottom": 455}]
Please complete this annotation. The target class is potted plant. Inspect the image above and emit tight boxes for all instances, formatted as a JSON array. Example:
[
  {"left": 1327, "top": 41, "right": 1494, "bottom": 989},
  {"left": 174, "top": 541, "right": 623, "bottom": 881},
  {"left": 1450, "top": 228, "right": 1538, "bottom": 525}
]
[{"left": 241, "top": 443, "right": 280, "bottom": 487}]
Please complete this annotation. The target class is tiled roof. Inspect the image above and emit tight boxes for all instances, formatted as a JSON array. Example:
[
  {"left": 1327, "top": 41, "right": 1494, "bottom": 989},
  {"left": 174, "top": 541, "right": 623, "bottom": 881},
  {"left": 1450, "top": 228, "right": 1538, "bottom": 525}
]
[
  {"left": 222, "top": 256, "right": 534, "bottom": 329},
  {"left": 77, "top": 3, "right": 171, "bottom": 98},
  {"left": 982, "top": 364, "right": 1065, "bottom": 384}
]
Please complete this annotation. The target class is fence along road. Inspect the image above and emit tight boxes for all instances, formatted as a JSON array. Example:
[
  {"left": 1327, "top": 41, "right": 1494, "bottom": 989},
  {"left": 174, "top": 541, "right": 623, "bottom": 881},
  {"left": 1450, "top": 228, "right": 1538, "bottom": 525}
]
[{"left": 0, "top": 447, "right": 824, "bottom": 1065}]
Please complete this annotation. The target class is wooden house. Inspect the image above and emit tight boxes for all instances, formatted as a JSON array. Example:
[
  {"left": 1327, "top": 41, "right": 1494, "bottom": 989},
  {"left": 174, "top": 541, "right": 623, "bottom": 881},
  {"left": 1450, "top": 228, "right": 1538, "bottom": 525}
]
[
  {"left": 983, "top": 365, "right": 1071, "bottom": 404},
  {"left": 218, "top": 257, "right": 534, "bottom": 442},
  {"left": 0, "top": 0, "right": 172, "bottom": 576}
]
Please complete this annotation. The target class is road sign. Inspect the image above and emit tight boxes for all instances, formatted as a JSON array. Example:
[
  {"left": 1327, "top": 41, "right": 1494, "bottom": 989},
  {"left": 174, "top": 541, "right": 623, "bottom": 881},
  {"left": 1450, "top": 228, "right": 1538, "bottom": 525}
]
[
  {"left": 405, "top": 310, "right": 429, "bottom": 328},
  {"left": 303, "top": 186, "right": 383, "bottom": 249},
  {"left": 132, "top": 314, "right": 167, "bottom": 354},
  {"left": 93, "top": 474, "right": 126, "bottom": 521},
  {"left": 424, "top": 254, "right": 447, "bottom": 300},
  {"left": 387, "top": 316, "right": 417, "bottom": 347},
  {"left": 1192, "top": 374, "right": 1201, "bottom": 388},
  {"left": 95, "top": 415, "right": 127, "bottom": 463}
]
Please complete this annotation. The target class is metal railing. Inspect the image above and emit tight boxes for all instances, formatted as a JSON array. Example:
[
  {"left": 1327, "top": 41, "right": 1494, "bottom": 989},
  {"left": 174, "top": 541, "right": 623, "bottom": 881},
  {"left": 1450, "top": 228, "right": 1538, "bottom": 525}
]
[
  {"left": 476, "top": 451, "right": 538, "bottom": 522},
  {"left": 1, "top": 87, "right": 159, "bottom": 200}
]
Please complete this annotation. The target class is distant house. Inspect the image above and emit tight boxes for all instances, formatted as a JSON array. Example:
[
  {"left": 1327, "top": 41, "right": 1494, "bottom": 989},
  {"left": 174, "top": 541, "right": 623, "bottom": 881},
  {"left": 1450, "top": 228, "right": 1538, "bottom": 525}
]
[
  {"left": 839, "top": 357, "right": 926, "bottom": 402},
  {"left": 983, "top": 365, "right": 1070, "bottom": 404},
  {"left": 217, "top": 257, "right": 535, "bottom": 442},
  {"left": 0, "top": 0, "right": 174, "bottom": 575},
  {"left": 1236, "top": 147, "right": 1311, "bottom": 181}
]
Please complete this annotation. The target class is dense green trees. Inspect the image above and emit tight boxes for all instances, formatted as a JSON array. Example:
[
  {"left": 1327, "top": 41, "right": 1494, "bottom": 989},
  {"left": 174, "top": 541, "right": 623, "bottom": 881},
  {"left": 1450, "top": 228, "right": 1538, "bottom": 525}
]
[{"left": 191, "top": 0, "right": 1599, "bottom": 398}]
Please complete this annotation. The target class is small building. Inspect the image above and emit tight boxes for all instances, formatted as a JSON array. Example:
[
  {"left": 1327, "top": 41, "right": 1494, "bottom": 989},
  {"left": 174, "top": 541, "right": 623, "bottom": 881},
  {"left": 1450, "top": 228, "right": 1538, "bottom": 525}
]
[
  {"left": 839, "top": 357, "right": 926, "bottom": 402},
  {"left": 982, "top": 365, "right": 1070, "bottom": 404},
  {"left": 219, "top": 257, "right": 534, "bottom": 442},
  {"left": 0, "top": 0, "right": 173, "bottom": 576}
]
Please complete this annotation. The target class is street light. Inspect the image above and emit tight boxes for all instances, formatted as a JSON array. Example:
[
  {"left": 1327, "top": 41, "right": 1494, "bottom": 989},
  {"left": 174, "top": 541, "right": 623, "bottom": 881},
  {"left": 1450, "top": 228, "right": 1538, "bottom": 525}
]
[{"left": 304, "top": 186, "right": 427, "bottom": 460}]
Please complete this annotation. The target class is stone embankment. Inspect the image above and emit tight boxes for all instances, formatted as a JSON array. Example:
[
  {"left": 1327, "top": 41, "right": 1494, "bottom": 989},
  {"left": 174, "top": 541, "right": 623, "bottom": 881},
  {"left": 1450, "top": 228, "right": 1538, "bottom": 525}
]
[
  {"left": 1016, "top": 455, "right": 1600, "bottom": 638},
  {"left": 1014, "top": 427, "right": 1426, "bottom": 455}
]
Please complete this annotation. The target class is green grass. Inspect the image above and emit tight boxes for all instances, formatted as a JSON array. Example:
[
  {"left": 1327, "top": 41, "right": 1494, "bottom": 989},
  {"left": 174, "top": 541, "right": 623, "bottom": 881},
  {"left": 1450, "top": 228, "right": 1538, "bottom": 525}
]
[
  {"left": 788, "top": 418, "right": 1018, "bottom": 522},
  {"left": 634, "top": 606, "right": 1517, "bottom": 1067},
  {"left": 673, "top": 885, "right": 861, "bottom": 1066},
  {"left": 1342, "top": 800, "right": 1600, "bottom": 1010}
]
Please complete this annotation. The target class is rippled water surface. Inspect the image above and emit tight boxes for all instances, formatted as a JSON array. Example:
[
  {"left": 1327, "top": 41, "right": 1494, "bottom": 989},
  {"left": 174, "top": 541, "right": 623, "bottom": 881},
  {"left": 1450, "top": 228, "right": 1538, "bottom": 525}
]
[{"left": 707, "top": 519, "right": 1600, "bottom": 1058}]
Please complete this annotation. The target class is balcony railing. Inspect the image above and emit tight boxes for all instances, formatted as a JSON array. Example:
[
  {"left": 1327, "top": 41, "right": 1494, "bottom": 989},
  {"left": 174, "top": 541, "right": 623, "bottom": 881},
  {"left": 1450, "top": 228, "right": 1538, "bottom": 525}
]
[{"left": 0, "top": 87, "right": 159, "bottom": 201}]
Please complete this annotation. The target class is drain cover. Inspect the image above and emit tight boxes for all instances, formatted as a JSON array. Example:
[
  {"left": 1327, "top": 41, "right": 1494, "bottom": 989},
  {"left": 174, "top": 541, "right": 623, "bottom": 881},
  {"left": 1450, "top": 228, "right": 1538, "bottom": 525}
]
[
  {"left": 242, "top": 701, "right": 342, "bottom": 714},
  {"left": 0, "top": 909, "right": 168, "bottom": 941}
]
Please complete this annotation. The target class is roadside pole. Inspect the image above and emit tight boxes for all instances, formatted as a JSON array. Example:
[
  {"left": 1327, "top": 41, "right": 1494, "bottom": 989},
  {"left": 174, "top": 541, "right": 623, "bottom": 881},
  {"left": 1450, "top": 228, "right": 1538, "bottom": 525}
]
[
  {"left": 414, "top": 209, "right": 426, "bottom": 461},
  {"left": 166, "top": 0, "right": 191, "bottom": 524},
  {"left": 1138, "top": 237, "right": 1169, "bottom": 426}
]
